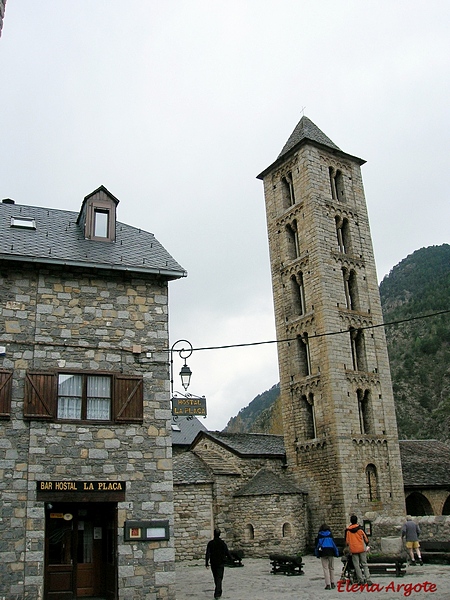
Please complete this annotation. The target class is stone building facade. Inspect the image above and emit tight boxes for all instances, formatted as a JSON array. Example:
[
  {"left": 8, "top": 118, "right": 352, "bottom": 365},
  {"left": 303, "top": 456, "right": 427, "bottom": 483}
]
[
  {"left": 173, "top": 431, "right": 307, "bottom": 560},
  {"left": 171, "top": 420, "right": 450, "bottom": 560},
  {"left": 257, "top": 117, "right": 406, "bottom": 538},
  {"left": 0, "top": 187, "right": 185, "bottom": 599}
]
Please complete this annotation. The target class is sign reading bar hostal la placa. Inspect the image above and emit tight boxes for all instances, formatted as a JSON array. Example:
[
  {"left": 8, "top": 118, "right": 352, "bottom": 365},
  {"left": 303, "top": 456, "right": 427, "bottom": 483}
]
[
  {"left": 37, "top": 481, "right": 126, "bottom": 492},
  {"left": 171, "top": 395, "right": 207, "bottom": 416}
]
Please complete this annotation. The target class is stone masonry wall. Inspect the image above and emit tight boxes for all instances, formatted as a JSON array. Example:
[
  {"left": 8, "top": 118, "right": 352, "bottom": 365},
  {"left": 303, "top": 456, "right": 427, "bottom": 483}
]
[
  {"left": 261, "top": 135, "right": 405, "bottom": 541},
  {"left": 173, "top": 483, "right": 213, "bottom": 561},
  {"left": 232, "top": 493, "right": 307, "bottom": 558},
  {"left": 369, "top": 515, "right": 450, "bottom": 554},
  {"left": 0, "top": 263, "right": 176, "bottom": 600}
]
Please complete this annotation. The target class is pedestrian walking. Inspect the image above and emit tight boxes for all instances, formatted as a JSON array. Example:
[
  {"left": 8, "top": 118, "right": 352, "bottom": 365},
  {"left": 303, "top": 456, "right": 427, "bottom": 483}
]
[
  {"left": 402, "top": 516, "right": 423, "bottom": 565},
  {"left": 345, "top": 515, "right": 372, "bottom": 585},
  {"left": 314, "top": 523, "right": 339, "bottom": 590},
  {"left": 205, "top": 528, "right": 233, "bottom": 599}
]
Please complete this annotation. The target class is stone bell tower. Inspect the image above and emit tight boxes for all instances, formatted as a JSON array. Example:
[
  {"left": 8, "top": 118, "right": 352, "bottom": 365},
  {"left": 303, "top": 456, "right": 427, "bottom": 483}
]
[{"left": 257, "top": 116, "right": 405, "bottom": 536}]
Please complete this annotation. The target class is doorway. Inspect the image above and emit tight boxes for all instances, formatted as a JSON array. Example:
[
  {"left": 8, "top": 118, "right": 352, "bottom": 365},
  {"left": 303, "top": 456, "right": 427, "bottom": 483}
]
[{"left": 44, "top": 502, "right": 117, "bottom": 600}]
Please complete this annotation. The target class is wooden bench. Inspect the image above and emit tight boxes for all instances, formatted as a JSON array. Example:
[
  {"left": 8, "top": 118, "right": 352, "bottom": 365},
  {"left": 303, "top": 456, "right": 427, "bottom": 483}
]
[
  {"left": 420, "top": 541, "right": 450, "bottom": 564},
  {"left": 367, "top": 555, "right": 407, "bottom": 577},
  {"left": 225, "top": 549, "right": 244, "bottom": 567},
  {"left": 269, "top": 553, "right": 305, "bottom": 576}
]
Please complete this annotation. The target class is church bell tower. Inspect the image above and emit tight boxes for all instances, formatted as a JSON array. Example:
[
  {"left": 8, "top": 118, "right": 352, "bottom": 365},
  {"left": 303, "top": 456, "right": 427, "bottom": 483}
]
[{"left": 257, "top": 116, "right": 405, "bottom": 535}]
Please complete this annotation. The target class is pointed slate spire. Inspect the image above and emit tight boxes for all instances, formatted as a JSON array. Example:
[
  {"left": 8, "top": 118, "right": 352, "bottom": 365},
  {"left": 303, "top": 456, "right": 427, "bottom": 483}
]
[
  {"left": 257, "top": 115, "right": 364, "bottom": 180},
  {"left": 278, "top": 116, "right": 340, "bottom": 159}
]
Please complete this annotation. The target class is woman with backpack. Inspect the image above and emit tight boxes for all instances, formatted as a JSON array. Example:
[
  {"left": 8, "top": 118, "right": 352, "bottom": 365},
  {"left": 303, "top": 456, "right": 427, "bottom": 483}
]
[{"left": 315, "top": 523, "right": 340, "bottom": 590}]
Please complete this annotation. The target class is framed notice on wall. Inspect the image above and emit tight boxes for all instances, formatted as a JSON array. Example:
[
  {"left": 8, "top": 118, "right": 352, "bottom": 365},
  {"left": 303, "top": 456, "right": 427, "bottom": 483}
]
[{"left": 124, "top": 520, "right": 169, "bottom": 542}]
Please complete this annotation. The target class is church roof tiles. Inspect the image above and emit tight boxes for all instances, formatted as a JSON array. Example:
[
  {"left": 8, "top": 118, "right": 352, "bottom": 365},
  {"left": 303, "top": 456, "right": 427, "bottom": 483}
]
[
  {"left": 234, "top": 468, "right": 306, "bottom": 497},
  {"left": 399, "top": 439, "right": 450, "bottom": 487}
]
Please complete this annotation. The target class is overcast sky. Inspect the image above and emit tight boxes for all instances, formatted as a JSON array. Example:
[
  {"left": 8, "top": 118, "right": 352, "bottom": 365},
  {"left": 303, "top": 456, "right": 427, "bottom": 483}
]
[{"left": 1, "top": 1, "right": 449, "bottom": 430}]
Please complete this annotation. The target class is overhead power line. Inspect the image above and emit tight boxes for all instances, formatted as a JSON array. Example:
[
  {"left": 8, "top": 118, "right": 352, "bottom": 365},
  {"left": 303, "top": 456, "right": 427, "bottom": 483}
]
[{"left": 187, "top": 309, "right": 450, "bottom": 353}]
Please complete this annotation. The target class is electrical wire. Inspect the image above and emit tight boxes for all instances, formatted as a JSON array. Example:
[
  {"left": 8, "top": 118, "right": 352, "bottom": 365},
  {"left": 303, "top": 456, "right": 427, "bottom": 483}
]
[{"left": 186, "top": 308, "right": 450, "bottom": 353}]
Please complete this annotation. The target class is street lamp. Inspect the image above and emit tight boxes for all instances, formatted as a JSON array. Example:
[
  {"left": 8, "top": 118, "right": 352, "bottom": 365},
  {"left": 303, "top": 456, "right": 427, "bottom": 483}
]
[
  {"left": 170, "top": 339, "right": 193, "bottom": 396},
  {"left": 179, "top": 363, "right": 192, "bottom": 391}
]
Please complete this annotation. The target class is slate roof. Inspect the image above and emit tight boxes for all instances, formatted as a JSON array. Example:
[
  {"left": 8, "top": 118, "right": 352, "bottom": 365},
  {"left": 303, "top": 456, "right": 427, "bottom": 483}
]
[
  {"left": 399, "top": 440, "right": 450, "bottom": 488},
  {"left": 0, "top": 193, "right": 186, "bottom": 279},
  {"left": 192, "top": 431, "right": 286, "bottom": 458},
  {"left": 174, "top": 436, "right": 450, "bottom": 489},
  {"left": 256, "top": 115, "right": 365, "bottom": 180},
  {"left": 173, "top": 451, "right": 214, "bottom": 485},
  {"left": 277, "top": 116, "right": 341, "bottom": 159},
  {"left": 171, "top": 416, "right": 208, "bottom": 446},
  {"left": 234, "top": 468, "right": 306, "bottom": 497}
]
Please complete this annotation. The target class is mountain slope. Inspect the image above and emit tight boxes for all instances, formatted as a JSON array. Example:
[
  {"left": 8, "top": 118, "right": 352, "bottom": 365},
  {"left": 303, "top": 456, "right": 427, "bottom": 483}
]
[{"left": 380, "top": 244, "right": 450, "bottom": 440}]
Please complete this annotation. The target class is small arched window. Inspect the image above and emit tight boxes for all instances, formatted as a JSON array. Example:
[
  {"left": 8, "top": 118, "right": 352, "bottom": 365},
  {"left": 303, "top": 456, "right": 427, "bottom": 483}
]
[
  {"left": 297, "top": 334, "right": 311, "bottom": 377},
  {"left": 282, "top": 522, "right": 292, "bottom": 538},
  {"left": 291, "top": 273, "right": 305, "bottom": 316},
  {"left": 366, "top": 464, "right": 379, "bottom": 501},
  {"left": 358, "top": 389, "right": 373, "bottom": 434},
  {"left": 282, "top": 172, "right": 296, "bottom": 208},
  {"left": 350, "top": 328, "right": 366, "bottom": 371},
  {"left": 300, "top": 393, "right": 316, "bottom": 440},
  {"left": 286, "top": 220, "right": 300, "bottom": 259},
  {"left": 245, "top": 524, "right": 255, "bottom": 541}
]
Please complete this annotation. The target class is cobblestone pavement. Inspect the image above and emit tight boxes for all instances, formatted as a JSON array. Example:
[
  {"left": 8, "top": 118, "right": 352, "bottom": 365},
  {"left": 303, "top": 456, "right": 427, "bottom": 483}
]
[{"left": 175, "top": 555, "right": 450, "bottom": 600}]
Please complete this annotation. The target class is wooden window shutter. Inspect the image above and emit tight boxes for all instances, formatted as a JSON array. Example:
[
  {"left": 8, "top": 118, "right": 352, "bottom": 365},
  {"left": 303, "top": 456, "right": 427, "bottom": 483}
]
[
  {"left": 24, "top": 372, "right": 56, "bottom": 419},
  {"left": 0, "top": 370, "right": 13, "bottom": 419},
  {"left": 114, "top": 374, "right": 143, "bottom": 423}
]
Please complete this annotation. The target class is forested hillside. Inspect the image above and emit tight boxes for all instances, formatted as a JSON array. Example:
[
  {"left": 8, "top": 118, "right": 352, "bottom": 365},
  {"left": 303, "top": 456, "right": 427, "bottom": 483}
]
[
  {"left": 224, "top": 244, "right": 450, "bottom": 441},
  {"left": 380, "top": 244, "right": 450, "bottom": 440}
]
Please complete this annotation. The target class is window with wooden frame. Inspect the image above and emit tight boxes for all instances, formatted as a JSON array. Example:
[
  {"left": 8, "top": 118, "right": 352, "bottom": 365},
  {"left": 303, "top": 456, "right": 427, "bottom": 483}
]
[
  {"left": 0, "top": 370, "right": 13, "bottom": 419},
  {"left": 24, "top": 371, "right": 143, "bottom": 423},
  {"left": 94, "top": 209, "right": 109, "bottom": 238}
]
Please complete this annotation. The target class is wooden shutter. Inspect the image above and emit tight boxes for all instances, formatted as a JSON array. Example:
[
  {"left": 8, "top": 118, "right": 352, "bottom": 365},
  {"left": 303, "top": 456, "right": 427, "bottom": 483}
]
[
  {"left": 114, "top": 374, "right": 143, "bottom": 423},
  {"left": 24, "top": 372, "right": 56, "bottom": 419},
  {"left": 0, "top": 370, "right": 13, "bottom": 419}
]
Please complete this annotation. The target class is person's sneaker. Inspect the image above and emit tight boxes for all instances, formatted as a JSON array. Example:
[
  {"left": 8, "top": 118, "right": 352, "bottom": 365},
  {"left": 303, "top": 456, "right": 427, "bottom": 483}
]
[
  {"left": 410, "top": 560, "right": 416, "bottom": 566},
  {"left": 331, "top": 583, "right": 336, "bottom": 589},
  {"left": 366, "top": 580, "right": 373, "bottom": 586},
  {"left": 325, "top": 585, "right": 331, "bottom": 590},
  {"left": 419, "top": 559, "right": 423, "bottom": 566}
]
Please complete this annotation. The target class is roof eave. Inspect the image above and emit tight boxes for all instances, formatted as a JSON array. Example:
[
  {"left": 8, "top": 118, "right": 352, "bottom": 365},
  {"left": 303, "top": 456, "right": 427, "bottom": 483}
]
[
  {"left": 256, "top": 139, "right": 366, "bottom": 180},
  {"left": 0, "top": 254, "right": 187, "bottom": 280}
]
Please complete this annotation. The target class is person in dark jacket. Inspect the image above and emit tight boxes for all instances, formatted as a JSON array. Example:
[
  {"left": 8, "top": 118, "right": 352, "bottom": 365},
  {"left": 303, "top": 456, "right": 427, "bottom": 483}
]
[
  {"left": 402, "top": 516, "right": 423, "bottom": 565},
  {"left": 315, "top": 523, "right": 340, "bottom": 590},
  {"left": 205, "top": 529, "right": 233, "bottom": 599}
]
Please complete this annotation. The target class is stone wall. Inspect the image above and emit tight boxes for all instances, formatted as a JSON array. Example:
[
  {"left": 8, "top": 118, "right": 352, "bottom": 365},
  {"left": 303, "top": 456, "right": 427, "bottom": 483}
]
[
  {"left": 0, "top": 263, "right": 176, "bottom": 599},
  {"left": 231, "top": 493, "right": 307, "bottom": 557},
  {"left": 368, "top": 515, "right": 450, "bottom": 554},
  {"left": 174, "top": 482, "right": 213, "bottom": 560}
]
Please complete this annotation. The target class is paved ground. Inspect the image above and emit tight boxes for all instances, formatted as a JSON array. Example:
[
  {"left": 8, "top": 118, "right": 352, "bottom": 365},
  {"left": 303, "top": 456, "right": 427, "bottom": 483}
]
[{"left": 175, "top": 555, "right": 450, "bottom": 600}]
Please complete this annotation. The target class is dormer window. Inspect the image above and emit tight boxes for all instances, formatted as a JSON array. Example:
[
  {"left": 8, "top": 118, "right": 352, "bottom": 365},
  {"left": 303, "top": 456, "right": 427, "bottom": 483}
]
[{"left": 77, "top": 185, "right": 119, "bottom": 242}]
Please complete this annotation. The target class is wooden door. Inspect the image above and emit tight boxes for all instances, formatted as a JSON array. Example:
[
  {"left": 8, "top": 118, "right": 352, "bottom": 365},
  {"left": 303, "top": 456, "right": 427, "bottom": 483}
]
[
  {"left": 45, "top": 508, "right": 75, "bottom": 600},
  {"left": 45, "top": 503, "right": 117, "bottom": 599}
]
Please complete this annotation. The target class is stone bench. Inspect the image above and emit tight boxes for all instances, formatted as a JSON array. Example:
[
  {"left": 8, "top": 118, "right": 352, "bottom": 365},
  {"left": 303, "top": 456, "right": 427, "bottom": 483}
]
[
  {"left": 269, "top": 553, "right": 305, "bottom": 576},
  {"left": 420, "top": 541, "right": 450, "bottom": 564}
]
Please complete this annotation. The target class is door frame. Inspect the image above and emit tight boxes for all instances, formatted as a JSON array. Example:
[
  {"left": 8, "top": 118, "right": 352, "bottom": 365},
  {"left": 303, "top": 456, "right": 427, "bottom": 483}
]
[{"left": 44, "top": 501, "right": 118, "bottom": 600}]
